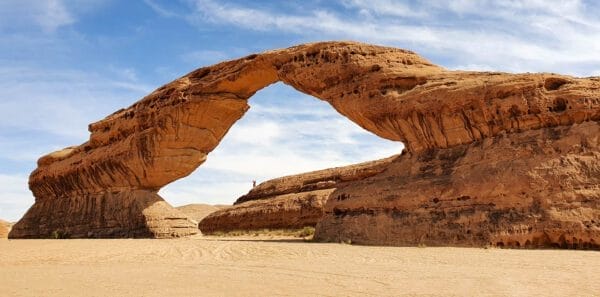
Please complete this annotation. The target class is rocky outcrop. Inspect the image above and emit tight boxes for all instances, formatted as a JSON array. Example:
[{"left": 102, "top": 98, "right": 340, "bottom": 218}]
[
  {"left": 10, "top": 41, "right": 600, "bottom": 245},
  {"left": 0, "top": 219, "right": 11, "bottom": 238},
  {"left": 176, "top": 204, "right": 227, "bottom": 223},
  {"left": 200, "top": 190, "right": 332, "bottom": 233},
  {"left": 315, "top": 122, "right": 600, "bottom": 248},
  {"left": 10, "top": 191, "right": 197, "bottom": 238},
  {"left": 199, "top": 156, "right": 397, "bottom": 233},
  {"left": 235, "top": 155, "right": 397, "bottom": 204}
]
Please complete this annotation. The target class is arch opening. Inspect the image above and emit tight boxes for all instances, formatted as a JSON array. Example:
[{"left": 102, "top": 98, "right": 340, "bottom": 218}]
[{"left": 159, "top": 82, "right": 403, "bottom": 209}]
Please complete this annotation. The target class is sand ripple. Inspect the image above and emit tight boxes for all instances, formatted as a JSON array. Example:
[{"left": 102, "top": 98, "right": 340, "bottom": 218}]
[{"left": 0, "top": 236, "right": 598, "bottom": 296}]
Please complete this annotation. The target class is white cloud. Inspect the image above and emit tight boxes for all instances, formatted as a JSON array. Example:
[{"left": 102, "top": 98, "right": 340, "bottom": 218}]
[
  {"left": 188, "top": 0, "right": 325, "bottom": 33},
  {"left": 0, "top": 0, "right": 73, "bottom": 32},
  {"left": 226, "top": 121, "right": 282, "bottom": 145},
  {"left": 0, "top": 66, "right": 152, "bottom": 142},
  {"left": 160, "top": 177, "right": 251, "bottom": 207},
  {"left": 143, "top": 0, "right": 179, "bottom": 18},
  {"left": 438, "top": 0, "right": 584, "bottom": 22},
  {"left": 179, "top": 0, "right": 600, "bottom": 76},
  {"left": 36, "top": 0, "right": 75, "bottom": 32},
  {"left": 180, "top": 50, "right": 231, "bottom": 66},
  {"left": 341, "top": 0, "right": 427, "bottom": 18},
  {"left": 448, "top": 64, "right": 498, "bottom": 72},
  {"left": 0, "top": 174, "right": 34, "bottom": 222},
  {"left": 0, "top": 0, "right": 111, "bottom": 32}
]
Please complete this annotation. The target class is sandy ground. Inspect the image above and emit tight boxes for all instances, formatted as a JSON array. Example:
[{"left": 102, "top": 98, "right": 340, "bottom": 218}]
[
  {"left": 0, "top": 220, "right": 11, "bottom": 238},
  {"left": 0, "top": 236, "right": 598, "bottom": 297}
]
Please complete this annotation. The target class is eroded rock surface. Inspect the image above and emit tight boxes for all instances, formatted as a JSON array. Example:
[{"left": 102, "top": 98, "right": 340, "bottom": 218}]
[
  {"left": 315, "top": 122, "right": 600, "bottom": 248},
  {"left": 11, "top": 191, "right": 196, "bottom": 238},
  {"left": 235, "top": 155, "right": 397, "bottom": 204},
  {"left": 176, "top": 204, "right": 227, "bottom": 223},
  {"left": 200, "top": 190, "right": 332, "bottom": 234},
  {"left": 10, "top": 41, "right": 600, "bottom": 245},
  {"left": 200, "top": 156, "right": 397, "bottom": 233}
]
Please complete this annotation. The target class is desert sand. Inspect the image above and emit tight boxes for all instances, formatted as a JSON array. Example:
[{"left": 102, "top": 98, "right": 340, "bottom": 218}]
[{"left": 0, "top": 236, "right": 598, "bottom": 297}]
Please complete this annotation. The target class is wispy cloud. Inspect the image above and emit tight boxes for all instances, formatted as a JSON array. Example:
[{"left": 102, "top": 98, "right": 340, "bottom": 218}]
[
  {"left": 340, "top": 0, "right": 428, "bottom": 18},
  {"left": 0, "top": 0, "right": 109, "bottom": 33},
  {"left": 180, "top": 50, "right": 230, "bottom": 66},
  {"left": 188, "top": 0, "right": 326, "bottom": 32},
  {"left": 0, "top": 0, "right": 74, "bottom": 32},
  {"left": 143, "top": 0, "right": 180, "bottom": 18},
  {"left": 174, "top": 0, "right": 600, "bottom": 76},
  {"left": 0, "top": 66, "right": 152, "bottom": 141},
  {"left": 0, "top": 174, "right": 33, "bottom": 222}
]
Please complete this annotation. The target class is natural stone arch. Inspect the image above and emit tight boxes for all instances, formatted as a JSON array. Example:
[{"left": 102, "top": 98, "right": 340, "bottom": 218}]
[{"left": 10, "top": 41, "right": 600, "bottom": 239}]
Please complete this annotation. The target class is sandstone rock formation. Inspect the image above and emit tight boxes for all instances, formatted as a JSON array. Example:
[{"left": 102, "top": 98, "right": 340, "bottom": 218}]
[
  {"left": 200, "top": 190, "right": 331, "bottom": 234},
  {"left": 10, "top": 41, "right": 600, "bottom": 247},
  {"left": 200, "top": 156, "right": 396, "bottom": 233},
  {"left": 316, "top": 122, "right": 600, "bottom": 248},
  {"left": 11, "top": 191, "right": 197, "bottom": 238},
  {"left": 0, "top": 219, "right": 11, "bottom": 238},
  {"left": 176, "top": 204, "right": 227, "bottom": 223}
]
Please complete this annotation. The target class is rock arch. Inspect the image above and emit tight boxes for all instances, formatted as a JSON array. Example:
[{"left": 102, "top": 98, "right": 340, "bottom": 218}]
[{"left": 9, "top": 41, "right": 600, "bottom": 241}]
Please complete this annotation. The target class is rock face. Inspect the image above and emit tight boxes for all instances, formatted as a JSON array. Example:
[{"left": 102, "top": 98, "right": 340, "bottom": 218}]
[
  {"left": 11, "top": 191, "right": 197, "bottom": 238},
  {"left": 10, "top": 41, "right": 600, "bottom": 246},
  {"left": 199, "top": 156, "right": 397, "bottom": 233},
  {"left": 176, "top": 204, "right": 227, "bottom": 223},
  {"left": 316, "top": 122, "right": 600, "bottom": 248},
  {"left": 200, "top": 190, "right": 332, "bottom": 234},
  {"left": 0, "top": 220, "right": 11, "bottom": 238}
]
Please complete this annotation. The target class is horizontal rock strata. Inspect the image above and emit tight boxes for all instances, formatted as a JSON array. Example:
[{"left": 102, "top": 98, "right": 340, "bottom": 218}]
[
  {"left": 0, "top": 220, "right": 11, "bottom": 238},
  {"left": 236, "top": 155, "right": 397, "bottom": 204},
  {"left": 10, "top": 41, "right": 600, "bottom": 245},
  {"left": 199, "top": 156, "right": 397, "bottom": 233},
  {"left": 315, "top": 122, "right": 600, "bottom": 248},
  {"left": 176, "top": 204, "right": 227, "bottom": 223},
  {"left": 11, "top": 190, "right": 197, "bottom": 238},
  {"left": 200, "top": 190, "right": 332, "bottom": 234}
]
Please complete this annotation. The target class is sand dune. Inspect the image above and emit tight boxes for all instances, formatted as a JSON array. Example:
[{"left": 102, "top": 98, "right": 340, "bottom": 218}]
[
  {"left": 0, "top": 236, "right": 598, "bottom": 296},
  {"left": 0, "top": 219, "right": 11, "bottom": 238}
]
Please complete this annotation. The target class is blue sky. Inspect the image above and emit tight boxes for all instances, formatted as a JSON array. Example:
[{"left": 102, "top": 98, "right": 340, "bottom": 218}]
[{"left": 1, "top": 0, "right": 600, "bottom": 221}]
